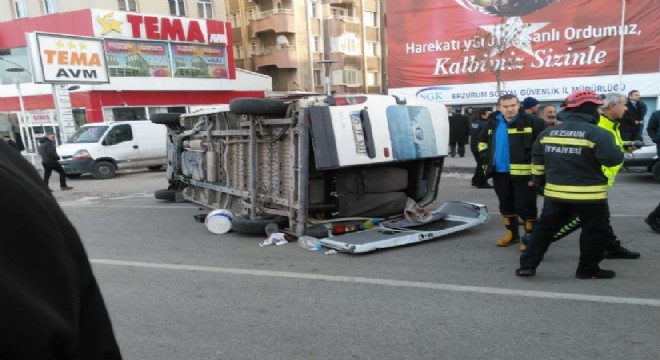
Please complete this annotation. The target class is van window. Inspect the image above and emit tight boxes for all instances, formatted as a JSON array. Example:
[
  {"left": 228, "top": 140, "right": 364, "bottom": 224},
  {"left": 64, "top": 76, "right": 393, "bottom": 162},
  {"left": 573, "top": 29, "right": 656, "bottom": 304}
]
[
  {"left": 105, "top": 124, "right": 133, "bottom": 145},
  {"left": 68, "top": 126, "right": 109, "bottom": 143}
]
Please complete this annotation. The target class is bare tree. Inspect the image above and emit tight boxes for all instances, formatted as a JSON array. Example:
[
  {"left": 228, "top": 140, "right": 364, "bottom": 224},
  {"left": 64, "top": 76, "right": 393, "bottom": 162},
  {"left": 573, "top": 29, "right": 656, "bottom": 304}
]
[{"left": 468, "top": 17, "right": 531, "bottom": 96}]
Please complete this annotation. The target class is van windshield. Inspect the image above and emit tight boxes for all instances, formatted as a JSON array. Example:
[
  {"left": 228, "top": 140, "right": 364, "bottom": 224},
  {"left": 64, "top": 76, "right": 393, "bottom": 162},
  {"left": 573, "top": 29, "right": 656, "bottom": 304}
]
[{"left": 67, "top": 126, "right": 109, "bottom": 143}]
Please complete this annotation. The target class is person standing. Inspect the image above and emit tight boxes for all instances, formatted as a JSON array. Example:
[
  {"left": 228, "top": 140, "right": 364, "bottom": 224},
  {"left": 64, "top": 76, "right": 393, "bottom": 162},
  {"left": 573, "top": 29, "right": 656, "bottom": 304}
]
[
  {"left": 522, "top": 97, "right": 541, "bottom": 115},
  {"left": 517, "top": 90, "right": 624, "bottom": 279},
  {"left": 620, "top": 90, "right": 647, "bottom": 141},
  {"left": 2, "top": 134, "right": 20, "bottom": 151},
  {"left": 645, "top": 202, "right": 660, "bottom": 233},
  {"left": 465, "top": 106, "right": 478, "bottom": 123},
  {"left": 478, "top": 95, "right": 546, "bottom": 251},
  {"left": 38, "top": 133, "right": 73, "bottom": 191},
  {"left": 539, "top": 104, "right": 560, "bottom": 127},
  {"left": 0, "top": 140, "right": 122, "bottom": 359},
  {"left": 447, "top": 106, "right": 471, "bottom": 157},
  {"left": 470, "top": 108, "right": 492, "bottom": 188},
  {"left": 647, "top": 109, "right": 660, "bottom": 157}
]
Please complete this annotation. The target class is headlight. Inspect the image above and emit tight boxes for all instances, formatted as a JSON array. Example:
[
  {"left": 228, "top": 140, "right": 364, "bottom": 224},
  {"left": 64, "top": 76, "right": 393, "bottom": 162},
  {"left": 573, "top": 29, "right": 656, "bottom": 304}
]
[{"left": 72, "top": 149, "right": 92, "bottom": 160}]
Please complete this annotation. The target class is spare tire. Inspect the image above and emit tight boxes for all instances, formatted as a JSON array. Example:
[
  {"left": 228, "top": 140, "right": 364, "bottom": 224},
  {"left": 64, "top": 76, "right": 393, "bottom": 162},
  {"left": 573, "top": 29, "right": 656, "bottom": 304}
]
[
  {"left": 155, "top": 188, "right": 178, "bottom": 201},
  {"left": 229, "top": 98, "right": 289, "bottom": 116},
  {"left": 151, "top": 113, "right": 181, "bottom": 125}
]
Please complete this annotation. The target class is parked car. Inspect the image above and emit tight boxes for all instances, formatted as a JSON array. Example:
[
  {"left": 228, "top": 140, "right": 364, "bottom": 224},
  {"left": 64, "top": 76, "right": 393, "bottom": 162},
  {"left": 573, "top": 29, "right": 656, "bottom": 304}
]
[
  {"left": 623, "top": 144, "right": 659, "bottom": 182},
  {"left": 151, "top": 95, "right": 488, "bottom": 253},
  {"left": 57, "top": 121, "right": 167, "bottom": 179}
]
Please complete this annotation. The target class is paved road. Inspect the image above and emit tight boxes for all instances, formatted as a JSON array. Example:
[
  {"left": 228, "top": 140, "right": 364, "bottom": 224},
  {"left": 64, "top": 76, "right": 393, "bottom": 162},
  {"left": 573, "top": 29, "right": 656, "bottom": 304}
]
[{"left": 52, "top": 169, "right": 660, "bottom": 360}]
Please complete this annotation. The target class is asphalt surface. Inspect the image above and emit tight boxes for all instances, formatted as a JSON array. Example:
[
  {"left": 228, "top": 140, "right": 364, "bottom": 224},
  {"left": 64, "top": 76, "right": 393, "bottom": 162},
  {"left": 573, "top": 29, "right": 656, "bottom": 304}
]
[{"left": 47, "top": 164, "right": 660, "bottom": 360}]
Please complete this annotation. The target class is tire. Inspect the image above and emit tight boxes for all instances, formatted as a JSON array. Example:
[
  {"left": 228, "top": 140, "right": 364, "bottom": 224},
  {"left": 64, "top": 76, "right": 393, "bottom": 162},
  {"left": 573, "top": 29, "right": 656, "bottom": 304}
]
[
  {"left": 151, "top": 113, "right": 181, "bottom": 125},
  {"left": 304, "top": 224, "right": 330, "bottom": 239},
  {"left": 91, "top": 161, "right": 117, "bottom": 179},
  {"left": 147, "top": 165, "right": 163, "bottom": 171},
  {"left": 230, "top": 215, "right": 289, "bottom": 235},
  {"left": 155, "top": 188, "right": 178, "bottom": 201},
  {"left": 652, "top": 161, "right": 660, "bottom": 182},
  {"left": 229, "top": 98, "right": 289, "bottom": 116}
]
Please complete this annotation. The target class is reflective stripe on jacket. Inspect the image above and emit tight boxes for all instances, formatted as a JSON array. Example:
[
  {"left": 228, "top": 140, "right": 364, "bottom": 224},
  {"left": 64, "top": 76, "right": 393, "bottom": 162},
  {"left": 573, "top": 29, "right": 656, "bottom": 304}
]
[
  {"left": 531, "top": 112, "right": 624, "bottom": 203},
  {"left": 597, "top": 115, "right": 624, "bottom": 186},
  {"left": 477, "top": 111, "right": 546, "bottom": 178}
]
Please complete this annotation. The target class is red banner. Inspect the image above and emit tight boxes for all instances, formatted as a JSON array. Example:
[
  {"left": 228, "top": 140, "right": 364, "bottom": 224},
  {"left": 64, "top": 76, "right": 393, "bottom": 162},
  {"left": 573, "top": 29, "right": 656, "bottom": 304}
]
[{"left": 385, "top": 0, "right": 660, "bottom": 89}]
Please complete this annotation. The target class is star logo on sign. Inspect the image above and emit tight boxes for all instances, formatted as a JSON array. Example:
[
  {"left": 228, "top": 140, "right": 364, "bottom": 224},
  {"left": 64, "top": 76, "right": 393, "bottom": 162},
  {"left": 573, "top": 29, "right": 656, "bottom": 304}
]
[{"left": 479, "top": 17, "right": 549, "bottom": 56}]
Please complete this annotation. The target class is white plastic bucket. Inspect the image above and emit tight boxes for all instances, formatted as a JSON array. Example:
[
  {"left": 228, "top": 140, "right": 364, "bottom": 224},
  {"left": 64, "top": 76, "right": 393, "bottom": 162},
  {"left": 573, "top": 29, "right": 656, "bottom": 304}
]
[{"left": 205, "top": 209, "right": 235, "bottom": 234}]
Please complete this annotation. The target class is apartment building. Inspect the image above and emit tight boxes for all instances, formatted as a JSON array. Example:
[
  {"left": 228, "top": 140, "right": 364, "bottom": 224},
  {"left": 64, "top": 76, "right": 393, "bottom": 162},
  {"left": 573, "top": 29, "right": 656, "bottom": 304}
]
[
  {"left": 0, "top": 1, "right": 271, "bottom": 152},
  {"left": 226, "top": 0, "right": 384, "bottom": 94}
]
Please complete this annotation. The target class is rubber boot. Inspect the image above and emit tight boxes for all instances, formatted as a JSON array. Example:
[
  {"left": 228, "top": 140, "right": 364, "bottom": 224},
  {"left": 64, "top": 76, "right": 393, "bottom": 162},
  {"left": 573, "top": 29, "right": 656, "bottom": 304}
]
[
  {"left": 496, "top": 215, "right": 520, "bottom": 246},
  {"left": 520, "top": 219, "right": 534, "bottom": 252}
]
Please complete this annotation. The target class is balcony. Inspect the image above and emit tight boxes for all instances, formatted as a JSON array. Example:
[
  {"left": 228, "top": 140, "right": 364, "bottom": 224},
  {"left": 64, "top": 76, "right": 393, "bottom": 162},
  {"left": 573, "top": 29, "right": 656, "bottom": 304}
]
[
  {"left": 326, "top": 16, "right": 362, "bottom": 37},
  {"left": 252, "top": 46, "right": 298, "bottom": 69},
  {"left": 250, "top": 10, "right": 295, "bottom": 37}
]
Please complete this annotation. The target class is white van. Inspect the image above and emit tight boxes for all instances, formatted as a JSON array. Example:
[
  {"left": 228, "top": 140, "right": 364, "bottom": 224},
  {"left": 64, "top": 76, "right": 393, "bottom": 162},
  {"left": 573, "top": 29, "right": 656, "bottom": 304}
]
[{"left": 57, "top": 121, "right": 166, "bottom": 179}]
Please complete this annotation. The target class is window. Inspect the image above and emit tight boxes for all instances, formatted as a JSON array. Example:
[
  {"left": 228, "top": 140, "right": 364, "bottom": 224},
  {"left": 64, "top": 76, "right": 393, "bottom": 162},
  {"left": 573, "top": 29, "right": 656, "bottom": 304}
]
[
  {"left": 198, "top": 0, "right": 212, "bottom": 18},
  {"left": 310, "top": 2, "right": 318, "bottom": 18},
  {"left": 250, "top": 42, "right": 258, "bottom": 55},
  {"left": 275, "top": 2, "right": 283, "bottom": 11},
  {"left": 169, "top": 0, "right": 186, "bottom": 16},
  {"left": 331, "top": 7, "right": 347, "bottom": 18},
  {"left": 118, "top": 0, "right": 137, "bottom": 11},
  {"left": 367, "top": 72, "right": 379, "bottom": 86},
  {"left": 107, "top": 124, "right": 133, "bottom": 144},
  {"left": 312, "top": 36, "right": 320, "bottom": 53},
  {"left": 233, "top": 45, "right": 243, "bottom": 59},
  {"left": 13, "top": 0, "right": 27, "bottom": 18},
  {"left": 42, "top": 0, "right": 57, "bottom": 14},
  {"left": 366, "top": 42, "right": 379, "bottom": 57},
  {"left": 363, "top": 11, "right": 376, "bottom": 27},
  {"left": 332, "top": 68, "right": 361, "bottom": 86},
  {"left": 247, "top": 9, "right": 255, "bottom": 20},
  {"left": 313, "top": 70, "right": 323, "bottom": 86},
  {"left": 230, "top": 13, "right": 240, "bottom": 27}
]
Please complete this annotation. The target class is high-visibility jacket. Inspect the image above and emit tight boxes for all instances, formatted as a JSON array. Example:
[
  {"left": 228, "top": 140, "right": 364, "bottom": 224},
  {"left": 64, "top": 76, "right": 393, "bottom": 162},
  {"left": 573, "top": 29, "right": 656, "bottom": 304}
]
[
  {"left": 597, "top": 115, "right": 624, "bottom": 186},
  {"left": 531, "top": 112, "right": 624, "bottom": 203},
  {"left": 477, "top": 111, "right": 546, "bottom": 177}
]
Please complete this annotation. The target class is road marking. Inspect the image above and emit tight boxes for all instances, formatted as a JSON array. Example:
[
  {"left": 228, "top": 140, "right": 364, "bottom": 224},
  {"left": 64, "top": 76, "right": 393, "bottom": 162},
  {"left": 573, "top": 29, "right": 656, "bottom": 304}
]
[{"left": 91, "top": 258, "right": 660, "bottom": 307}]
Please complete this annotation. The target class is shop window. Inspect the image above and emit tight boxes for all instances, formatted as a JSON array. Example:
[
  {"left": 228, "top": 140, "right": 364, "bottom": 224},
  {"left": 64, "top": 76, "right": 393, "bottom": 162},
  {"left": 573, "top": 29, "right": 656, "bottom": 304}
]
[
  {"left": 169, "top": 0, "right": 187, "bottom": 16},
  {"left": 198, "top": 0, "right": 212, "bottom": 19},
  {"left": 118, "top": 0, "right": 138, "bottom": 12},
  {"left": 13, "top": 0, "right": 27, "bottom": 18},
  {"left": 42, "top": 0, "right": 57, "bottom": 14}
]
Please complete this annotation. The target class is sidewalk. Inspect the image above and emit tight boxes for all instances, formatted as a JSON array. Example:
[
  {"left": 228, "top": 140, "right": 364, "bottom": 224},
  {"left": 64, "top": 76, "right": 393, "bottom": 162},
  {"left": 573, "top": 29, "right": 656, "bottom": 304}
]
[{"left": 443, "top": 153, "right": 477, "bottom": 174}]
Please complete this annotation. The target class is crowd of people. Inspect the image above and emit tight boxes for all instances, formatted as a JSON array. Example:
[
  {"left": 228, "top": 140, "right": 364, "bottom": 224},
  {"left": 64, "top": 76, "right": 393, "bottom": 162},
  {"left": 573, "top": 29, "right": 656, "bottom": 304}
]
[{"left": 451, "top": 90, "right": 660, "bottom": 279}]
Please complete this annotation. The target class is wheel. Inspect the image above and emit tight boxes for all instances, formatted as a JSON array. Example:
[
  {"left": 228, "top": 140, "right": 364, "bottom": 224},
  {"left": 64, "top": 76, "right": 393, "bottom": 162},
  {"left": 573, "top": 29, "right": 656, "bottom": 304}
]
[
  {"left": 91, "top": 161, "right": 117, "bottom": 179},
  {"left": 66, "top": 173, "right": 81, "bottom": 179},
  {"left": 229, "top": 98, "right": 289, "bottom": 116},
  {"left": 155, "top": 188, "right": 178, "bottom": 201},
  {"left": 150, "top": 113, "right": 181, "bottom": 125},
  {"left": 304, "top": 224, "right": 330, "bottom": 239},
  {"left": 652, "top": 161, "right": 660, "bottom": 182},
  {"left": 147, "top": 165, "right": 163, "bottom": 171},
  {"left": 230, "top": 215, "right": 289, "bottom": 235}
]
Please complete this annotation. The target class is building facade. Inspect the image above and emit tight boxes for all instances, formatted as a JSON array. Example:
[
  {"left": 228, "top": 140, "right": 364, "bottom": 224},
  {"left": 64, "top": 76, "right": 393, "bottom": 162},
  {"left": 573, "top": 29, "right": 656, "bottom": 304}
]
[
  {"left": 0, "top": 1, "right": 271, "bottom": 153},
  {"left": 226, "top": 0, "right": 384, "bottom": 95}
]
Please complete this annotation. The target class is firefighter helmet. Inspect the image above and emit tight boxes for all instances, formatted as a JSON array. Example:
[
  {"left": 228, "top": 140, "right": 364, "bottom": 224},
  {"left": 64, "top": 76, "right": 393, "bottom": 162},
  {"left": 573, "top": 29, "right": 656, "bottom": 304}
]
[{"left": 563, "top": 90, "right": 604, "bottom": 109}]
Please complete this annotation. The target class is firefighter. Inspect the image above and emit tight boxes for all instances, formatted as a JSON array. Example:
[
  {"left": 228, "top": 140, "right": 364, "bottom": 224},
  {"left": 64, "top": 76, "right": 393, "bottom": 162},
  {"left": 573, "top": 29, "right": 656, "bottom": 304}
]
[
  {"left": 550, "top": 93, "right": 640, "bottom": 259},
  {"left": 517, "top": 90, "right": 624, "bottom": 279},
  {"left": 477, "top": 94, "right": 546, "bottom": 251}
]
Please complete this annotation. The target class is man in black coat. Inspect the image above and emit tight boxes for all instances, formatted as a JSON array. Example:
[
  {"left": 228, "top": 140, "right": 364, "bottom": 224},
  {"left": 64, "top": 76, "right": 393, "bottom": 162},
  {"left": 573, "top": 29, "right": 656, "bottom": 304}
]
[
  {"left": 0, "top": 140, "right": 122, "bottom": 359},
  {"left": 2, "top": 135, "right": 20, "bottom": 151},
  {"left": 447, "top": 106, "right": 471, "bottom": 157},
  {"left": 620, "top": 90, "right": 647, "bottom": 141},
  {"left": 647, "top": 109, "right": 660, "bottom": 157},
  {"left": 38, "top": 133, "right": 73, "bottom": 191},
  {"left": 470, "top": 108, "right": 493, "bottom": 188}
]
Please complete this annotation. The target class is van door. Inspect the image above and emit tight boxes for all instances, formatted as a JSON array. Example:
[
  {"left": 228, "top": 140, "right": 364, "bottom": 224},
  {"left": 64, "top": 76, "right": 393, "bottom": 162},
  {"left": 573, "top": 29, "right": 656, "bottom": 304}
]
[
  {"left": 319, "top": 201, "right": 489, "bottom": 254},
  {"left": 102, "top": 123, "right": 140, "bottom": 169},
  {"left": 131, "top": 123, "right": 166, "bottom": 168}
]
